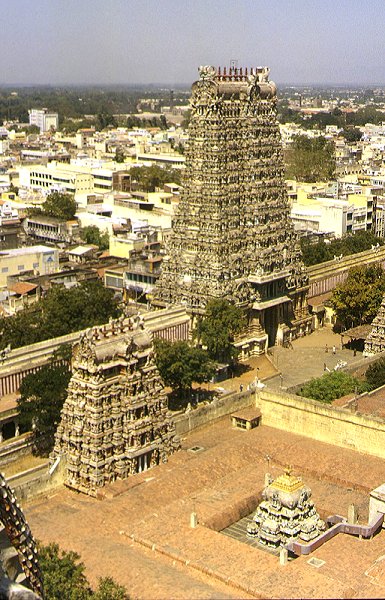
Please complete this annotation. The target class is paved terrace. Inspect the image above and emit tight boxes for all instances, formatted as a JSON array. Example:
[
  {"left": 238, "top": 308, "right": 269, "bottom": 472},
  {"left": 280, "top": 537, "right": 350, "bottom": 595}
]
[
  {"left": 25, "top": 417, "right": 385, "bottom": 599},
  {"left": 197, "top": 327, "right": 365, "bottom": 396}
]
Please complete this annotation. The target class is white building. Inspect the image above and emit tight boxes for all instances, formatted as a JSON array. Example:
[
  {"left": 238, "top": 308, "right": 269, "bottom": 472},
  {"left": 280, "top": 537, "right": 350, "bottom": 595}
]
[
  {"left": 28, "top": 108, "right": 59, "bottom": 133},
  {"left": 19, "top": 161, "right": 129, "bottom": 197}
]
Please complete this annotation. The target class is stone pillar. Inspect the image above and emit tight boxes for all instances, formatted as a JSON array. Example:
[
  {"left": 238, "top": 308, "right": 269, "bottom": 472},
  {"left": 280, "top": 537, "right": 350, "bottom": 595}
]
[
  {"left": 0, "top": 428, "right": 3, "bottom": 443},
  {"left": 279, "top": 547, "right": 288, "bottom": 566},
  {"left": 348, "top": 503, "right": 357, "bottom": 524},
  {"left": 15, "top": 421, "right": 20, "bottom": 437},
  {"left": 190, "top": 512, "right": 198, "bottom": 528}
]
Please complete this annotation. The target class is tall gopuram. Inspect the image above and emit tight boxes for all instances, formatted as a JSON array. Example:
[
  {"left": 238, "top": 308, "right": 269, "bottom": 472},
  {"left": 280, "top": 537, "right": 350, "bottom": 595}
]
[
  {"left": 51, "top": 313, "right": 180, "bottom": 496},
  {"left": 153, "top": 65, "right": 311, "bottom": 354}
]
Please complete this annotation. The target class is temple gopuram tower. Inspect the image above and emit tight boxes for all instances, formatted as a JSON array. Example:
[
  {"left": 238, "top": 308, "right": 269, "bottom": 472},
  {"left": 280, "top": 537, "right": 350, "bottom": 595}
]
[
  {"left": 247, "top": 469, "right": 325, "bottom": 549},
  {"left": 364, "top": 294, "right": 385, "bottom": 356},
  {"left": 51, "top": 314, "right": 179, "bottom": 496},
  {"left": 153, "top": 65, "right": 311, "bottom": 354}
]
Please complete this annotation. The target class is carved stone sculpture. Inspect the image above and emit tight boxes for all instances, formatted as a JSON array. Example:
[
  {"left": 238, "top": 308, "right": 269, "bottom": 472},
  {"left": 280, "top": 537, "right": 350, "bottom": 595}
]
[
  {"left": 247, "top": 468, "right": 325, "bottom": 548},
  {"left": 364, "top": 294, "right": 385, "bottom": 356},
  {"left": 153, "top": 65, "right": 311, "bottom": 353},
  {"left": 0, "top": 473, "right": 43, "bottom": 598},
  {"left": 51, "top": 316, "right": 180, "bottom": 496}
]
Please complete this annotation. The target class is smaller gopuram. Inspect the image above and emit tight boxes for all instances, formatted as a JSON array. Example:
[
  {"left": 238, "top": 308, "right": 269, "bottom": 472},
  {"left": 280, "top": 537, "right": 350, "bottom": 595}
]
[
  {"left": 247, "top": 468, "right": 325, "bottom": 549},
  {"left": 51, "top": 313, "right": 180, "bottom": 496},
  {"left": 364, "top": 294, "right": 385, "bottom": 356}
]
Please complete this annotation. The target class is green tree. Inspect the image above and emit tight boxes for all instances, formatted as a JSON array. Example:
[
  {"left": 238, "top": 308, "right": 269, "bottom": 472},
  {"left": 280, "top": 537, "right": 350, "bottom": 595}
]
[
  {"left": 38, "top": 542, "right": 91, "bottom": 600},
  {"left": 33, "top": 191, "right": 77, "bottom": 220},
  {"left": 38, "top": 542, "right": 129, "bottom": 599},
  {"left": 97, "top": 113, "right": 117, "bottom": 130},
  {"left": 330, "top": 265, "right": 385, "bottom": 329},
  {"left": 0, "top": 280, "right": 120, "bottom": 351},
  {"left": 154, "top": 339, "right": 215, "bottom": 400},
  {"left": 300, "top": 231, "right": 384, "bottom": 266},
  {"left": 18, "top": 358, "right": 71, "bottom": 452},
  {"left": 365, "top": 357, "right": 385, "bottom": 391},
  {"left": 298, "top": 371, "right": 366, "bottom": 404},
  {"left": 94, "top": 577, "right": 128, "bottom": 600},
  {"left": 114, "top": 149, "right": 125, "bottom": 163},
  {"left": 194, "top": 299, "right": 246, "bottom": 363},
  {"left": 129, "top": 165, "right": 181, "bottom": 192},
  {"left": 341, "top": 127, "right": 362, "bottom": 143},
  {"left": 81, "top": 225, "right": 109, "bottom": 250},
  {"left": 285, "top": 135, "right": 335, "bottom": 182},
  {"left": 40, "top": 280, "right": 120, "bottom": 339},
  {"left": 19, "top": 124, "right": 40, "bottom": 135}
]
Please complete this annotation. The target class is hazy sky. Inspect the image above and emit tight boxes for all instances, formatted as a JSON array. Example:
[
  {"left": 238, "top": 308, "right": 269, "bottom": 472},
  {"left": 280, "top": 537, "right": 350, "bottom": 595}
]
[{"left": 2, "top": 0, "right": 385, "bottom": 86}]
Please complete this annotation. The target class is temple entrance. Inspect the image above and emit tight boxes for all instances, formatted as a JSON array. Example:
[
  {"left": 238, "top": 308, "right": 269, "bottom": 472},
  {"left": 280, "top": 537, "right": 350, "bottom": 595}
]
[
  {"left": 264, "top": 306, "right": 279, "bottom": 347},
  {"left": 137, "top": 452, "right": 152, "bottom": 473},
  {"left": 2, "top": 421, "right": 16, "bottom": 441}
]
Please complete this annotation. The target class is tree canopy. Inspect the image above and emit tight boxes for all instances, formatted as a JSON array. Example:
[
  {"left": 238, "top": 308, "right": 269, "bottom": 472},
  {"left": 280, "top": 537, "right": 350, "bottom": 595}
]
[
  {"left": 42, "top": 191, "right": 77, "bottom": 220},
  {"left": 298, "top": 370, "right": 366, "bottom": 404},
  {"left": 154, "top": 339, "right": 215, "bottom": 400},
  {"left": 38, "top": 542, "right": 128, "bottom": 600},
  {"left": 300, "top": 231, "right": 384, "bottom": 266},
  {"left": 28, "top": 191, "right": 77, "bottom": 221},
  {"left": 126, "top": 114, "right": 168, "bottom": 130},
  {"left": 330, "top": 264, "right": 385, "bottom": 329},
  {"left": 285, "top": 135, "right": 335, "bottom": 182},
  {"left": 365, "top": 357, "right": 385, "bottom": 391},
  {"left": 129, "top": 165, "right": 181, "bottom": 192},
  {"left": 80, "top": 225, "right": 109, "bottom": 250},
  {"left": 17, "top": 349, "right": 71, "bottom": 452},
  {"left": 0, "top": 280, "right": 120, "bottom": 351},
  {"left": 194, "top": 299, "right": 246, "bottom": 363}
]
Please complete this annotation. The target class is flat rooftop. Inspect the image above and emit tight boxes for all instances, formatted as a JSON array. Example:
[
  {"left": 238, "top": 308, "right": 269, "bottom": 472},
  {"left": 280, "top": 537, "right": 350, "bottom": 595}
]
[
  {"left": 0, "top": 245, "right": 56, "bottom": 256},
  {"left": 25, "top": 416, "right": 385, "bottom": 599}
]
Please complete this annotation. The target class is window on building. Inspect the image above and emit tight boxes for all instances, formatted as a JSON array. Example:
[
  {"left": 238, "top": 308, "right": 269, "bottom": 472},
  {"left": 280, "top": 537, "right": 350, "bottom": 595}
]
[
  {"left": 17, "top": 265, "right": 25, "bottom": 271},
  {"left": 1, "top": 267, "right": 8, "bottom": 273}
]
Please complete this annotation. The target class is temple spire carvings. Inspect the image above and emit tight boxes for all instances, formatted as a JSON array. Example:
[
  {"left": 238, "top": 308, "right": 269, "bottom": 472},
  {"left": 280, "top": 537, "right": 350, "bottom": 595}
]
[{"left": 154, "top": 65, "right": 311, "bottom": 353}]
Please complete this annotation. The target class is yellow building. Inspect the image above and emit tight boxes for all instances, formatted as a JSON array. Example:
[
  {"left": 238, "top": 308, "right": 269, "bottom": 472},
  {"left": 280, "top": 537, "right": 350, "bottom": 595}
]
[{"left": 0, "top": 245, "right": 59, "bottom": 287}]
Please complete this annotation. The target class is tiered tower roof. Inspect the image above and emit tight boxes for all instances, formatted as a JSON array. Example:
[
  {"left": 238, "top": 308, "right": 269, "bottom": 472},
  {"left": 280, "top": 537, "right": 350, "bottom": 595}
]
[
  {"left": 364, "top": 294, "right": 385, "bottom": 356},
  {"left": 51, "top": 313, "right": 179, "bottom": 496},
  {"left": 154, "top": 65, "right": 308, "bottom": 314}
]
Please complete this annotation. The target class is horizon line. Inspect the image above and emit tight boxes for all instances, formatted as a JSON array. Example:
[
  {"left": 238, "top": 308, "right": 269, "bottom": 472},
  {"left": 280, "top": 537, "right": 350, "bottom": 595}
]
[{"left": 1, "top": 81, "right": 385, "bottom": 89}]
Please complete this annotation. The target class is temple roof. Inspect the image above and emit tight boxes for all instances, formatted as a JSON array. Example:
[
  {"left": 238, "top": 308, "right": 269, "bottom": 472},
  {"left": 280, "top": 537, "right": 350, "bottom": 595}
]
[{"left": 270, "top": 467, "right": 304, "bottom": 494}]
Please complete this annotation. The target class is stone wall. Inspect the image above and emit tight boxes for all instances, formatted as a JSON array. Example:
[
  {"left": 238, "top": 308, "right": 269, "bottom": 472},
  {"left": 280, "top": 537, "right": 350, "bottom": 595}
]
[
  {"left": 0, "top": 306, "right": 190, "bottom": 397},
  {"left": 174, "top": 391, "right": 254, "bottom": 436},
  {"left": 256, "top": 388, "right": 385, "bottom": 459},
  {"left": 308, "top": 246, "right": 385, "bottom": 299},
  {"left": 9, "top": 458, "right": 66, "bottom": 504}
]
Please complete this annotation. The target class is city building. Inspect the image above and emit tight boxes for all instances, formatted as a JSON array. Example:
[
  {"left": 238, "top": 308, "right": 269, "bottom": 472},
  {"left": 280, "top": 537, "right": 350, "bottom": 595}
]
[
  {"left": 28, "top": 108, "right": 59, "bottom": 132},
  {"left": 22, "top": 214, "right": 79, "bottom": 245},
  {"left": 18, "top": 161, "right": 130, "bottom": 197},
  {"left": 0, "top": 245, "right": 59, "bottom": 287}
]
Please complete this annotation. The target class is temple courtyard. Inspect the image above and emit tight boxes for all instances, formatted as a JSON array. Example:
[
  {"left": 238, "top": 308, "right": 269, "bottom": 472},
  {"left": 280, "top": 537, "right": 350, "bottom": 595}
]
[{"left": 25, "top": 415, "right": 385, "bottom": 599}]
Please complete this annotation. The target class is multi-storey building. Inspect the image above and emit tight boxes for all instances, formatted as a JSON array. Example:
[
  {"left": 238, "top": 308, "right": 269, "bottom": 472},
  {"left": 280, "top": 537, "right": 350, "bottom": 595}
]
[
  {"left": 0, "top": 245, "right": 59, "bottom": 287},
  {"left": 19, "top": 162, "right": 130, "bottom": 196},
  {"left": 28, "top": 108, "right": 59, "bottom": 132}
]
